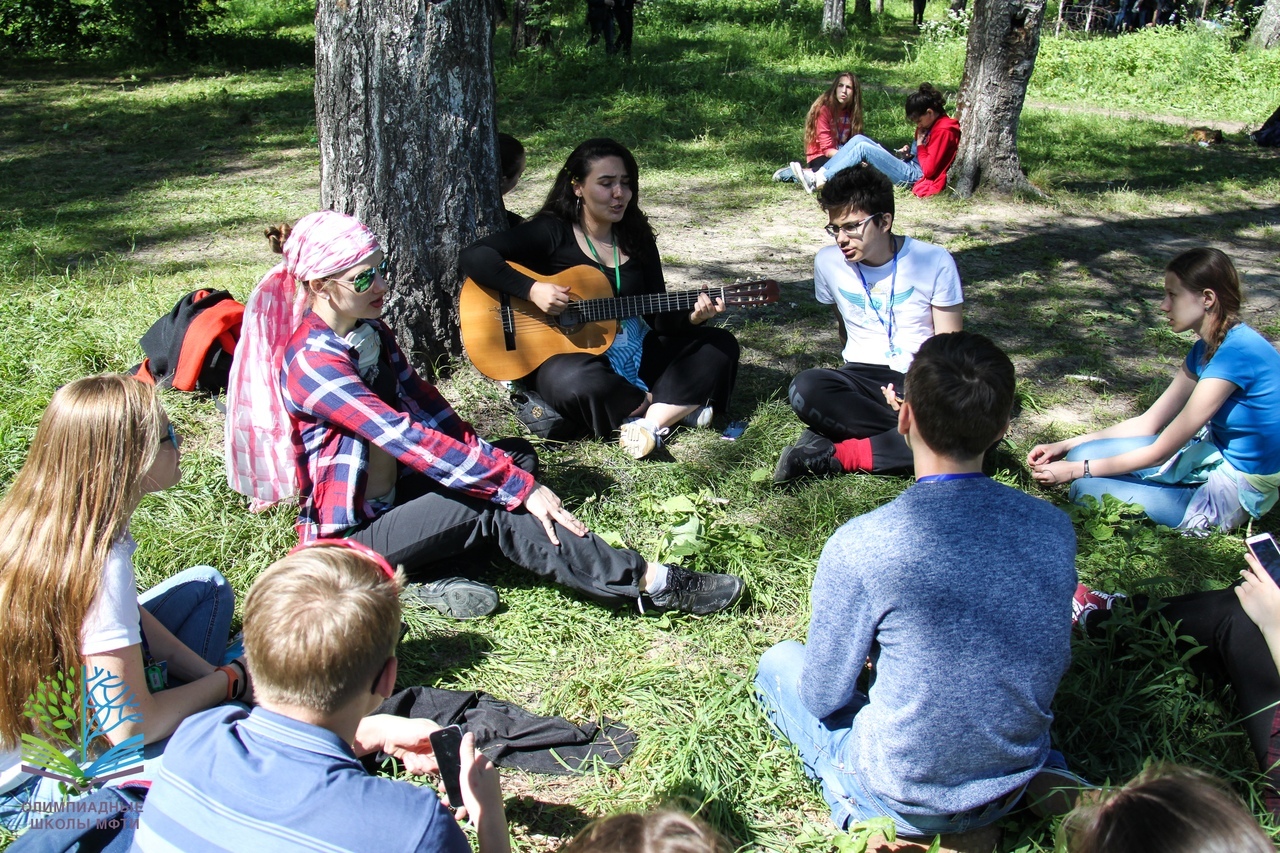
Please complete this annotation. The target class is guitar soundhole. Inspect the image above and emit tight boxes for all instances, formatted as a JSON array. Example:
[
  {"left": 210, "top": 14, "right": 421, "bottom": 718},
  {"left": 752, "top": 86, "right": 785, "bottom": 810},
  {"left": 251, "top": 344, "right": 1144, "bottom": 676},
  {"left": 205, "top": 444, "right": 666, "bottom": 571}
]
[{"left": 556, "top": 305, "right": 583, "bottom": 330}]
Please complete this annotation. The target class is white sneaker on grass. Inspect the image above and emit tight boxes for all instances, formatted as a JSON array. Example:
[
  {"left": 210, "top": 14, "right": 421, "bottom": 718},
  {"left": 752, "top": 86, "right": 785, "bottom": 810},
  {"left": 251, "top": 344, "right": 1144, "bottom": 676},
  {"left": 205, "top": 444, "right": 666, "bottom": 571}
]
[
  {"left": 680, "top": 406, "right": 713, "bottom": 429},
  {"left": 789, "top": 161, "right": 817, "bottom": 193}
]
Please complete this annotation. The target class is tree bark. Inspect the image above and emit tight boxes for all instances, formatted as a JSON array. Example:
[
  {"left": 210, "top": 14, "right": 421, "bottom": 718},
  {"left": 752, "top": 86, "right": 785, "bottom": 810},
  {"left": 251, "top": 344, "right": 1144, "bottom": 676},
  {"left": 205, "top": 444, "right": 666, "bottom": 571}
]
[
  {"left": 950, "top": 0, "right": 1048, "bottom": 196},
  {"left": 315, "top": 0, "right": 503, "bottom": 372},
  {"left": 1253, "top": 0, "right": 1280, "bottom": 49},
  {"left": 510, "top": 0, "right": 550, "bottom": 55},
  {"left": 854, "top": 0, "right": 872, "bottom": 19},
  {"left": 822, "top": 0, "right": 847, "bottom": 36}
]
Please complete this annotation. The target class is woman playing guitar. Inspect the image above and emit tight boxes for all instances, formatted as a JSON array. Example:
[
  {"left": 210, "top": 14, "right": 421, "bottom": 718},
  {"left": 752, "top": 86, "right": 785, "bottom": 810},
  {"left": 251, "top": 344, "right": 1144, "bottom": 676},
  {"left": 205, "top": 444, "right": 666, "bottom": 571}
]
[{"left": 460, "top": 138, "right": 740, "bottom": 459}]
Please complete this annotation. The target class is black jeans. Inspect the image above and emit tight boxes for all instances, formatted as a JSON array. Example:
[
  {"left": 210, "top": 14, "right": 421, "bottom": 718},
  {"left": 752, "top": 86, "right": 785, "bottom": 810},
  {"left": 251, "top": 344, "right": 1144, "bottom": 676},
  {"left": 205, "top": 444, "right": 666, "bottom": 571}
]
[
  {"left": 349, "top": 439, "right": 647, "bottom": 607},
  {"left": 788, "top": 362, "right": 913, "bottom": 473}
]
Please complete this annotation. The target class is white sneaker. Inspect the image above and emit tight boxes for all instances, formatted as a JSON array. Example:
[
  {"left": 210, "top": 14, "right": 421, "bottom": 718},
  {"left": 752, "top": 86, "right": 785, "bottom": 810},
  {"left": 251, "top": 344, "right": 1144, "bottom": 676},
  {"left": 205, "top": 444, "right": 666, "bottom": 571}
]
[
  {"left": 789, "top": 161, "right": 817, "bottom": 193},
  {"left": 680, "top": 406, "right": 713, "bottom": 429},
  {"left": 619, "top": 418, "right": 668, "bottom": 459}
]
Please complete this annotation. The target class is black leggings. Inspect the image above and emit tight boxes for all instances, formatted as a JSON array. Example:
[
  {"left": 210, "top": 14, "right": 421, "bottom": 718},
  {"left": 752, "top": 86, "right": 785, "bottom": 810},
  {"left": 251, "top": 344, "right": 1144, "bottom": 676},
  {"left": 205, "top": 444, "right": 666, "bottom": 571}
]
[
  {"left": 787, "top": 362, "right": 913, "bottom": 473},
  {"left": 529, "top": 326, "right": 740, "bottom": 438}
]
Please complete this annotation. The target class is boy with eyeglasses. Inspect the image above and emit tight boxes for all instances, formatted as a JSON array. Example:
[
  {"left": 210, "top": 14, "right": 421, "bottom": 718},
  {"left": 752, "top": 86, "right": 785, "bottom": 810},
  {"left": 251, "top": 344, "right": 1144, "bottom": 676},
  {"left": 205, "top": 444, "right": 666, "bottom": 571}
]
[
  {"left": 132, "top": 541, "right": 509, "bottom": 853},
  {"left": 773, "top": 164, "right": 964, "bottom": 484}
]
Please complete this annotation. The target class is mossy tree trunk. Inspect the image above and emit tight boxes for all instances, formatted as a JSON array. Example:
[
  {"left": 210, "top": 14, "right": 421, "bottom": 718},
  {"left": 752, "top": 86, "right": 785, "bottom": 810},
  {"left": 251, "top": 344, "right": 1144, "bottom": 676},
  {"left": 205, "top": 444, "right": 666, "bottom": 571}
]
[
  {"left": 949, "top": 0, "right": 1047, "bottom": 196},
  {"left": 315, "top": 0, "right": 504, "bottom": 372},
  {"left": 510, "top": 0, "right": 551, "bottom": 55},
  {"left": 1253, "top": 0, "right": 1280, "bottom": 49},
  {"left": 823, "top": 0, "right": 847, "bottom": 36},
  {"left": 854, "top": 0, "right": 872, "bottom": 19}
]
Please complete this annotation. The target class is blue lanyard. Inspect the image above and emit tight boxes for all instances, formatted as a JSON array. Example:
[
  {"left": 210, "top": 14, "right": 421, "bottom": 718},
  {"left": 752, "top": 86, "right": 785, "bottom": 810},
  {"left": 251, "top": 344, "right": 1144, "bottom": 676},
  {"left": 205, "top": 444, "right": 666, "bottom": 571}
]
[
  {"left": 852, "top": 240, "right": 899, "bottom": 354},
  {"left": 916, "top": 472, "right": 987, "bottom": 484}
]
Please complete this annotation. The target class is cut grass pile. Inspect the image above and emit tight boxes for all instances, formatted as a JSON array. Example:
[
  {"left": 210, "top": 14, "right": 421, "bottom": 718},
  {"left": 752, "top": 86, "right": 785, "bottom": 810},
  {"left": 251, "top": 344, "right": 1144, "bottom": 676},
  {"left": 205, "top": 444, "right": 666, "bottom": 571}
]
[{"left": 2, "top": 1, "right": 1279, "bottom": 850}]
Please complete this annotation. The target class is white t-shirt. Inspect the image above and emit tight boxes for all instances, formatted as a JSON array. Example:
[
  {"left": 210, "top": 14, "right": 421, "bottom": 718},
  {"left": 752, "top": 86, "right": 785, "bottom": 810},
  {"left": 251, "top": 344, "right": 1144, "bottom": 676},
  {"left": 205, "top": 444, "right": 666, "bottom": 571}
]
[
  {"left": 81, "top": 535, "right": 143, "bottom": 655},
  {"left": 814, "top": 236, "right": 963, "bottom": 371},
  {"left": 1, "top": 535, "right": 141, "bottom": 796}
]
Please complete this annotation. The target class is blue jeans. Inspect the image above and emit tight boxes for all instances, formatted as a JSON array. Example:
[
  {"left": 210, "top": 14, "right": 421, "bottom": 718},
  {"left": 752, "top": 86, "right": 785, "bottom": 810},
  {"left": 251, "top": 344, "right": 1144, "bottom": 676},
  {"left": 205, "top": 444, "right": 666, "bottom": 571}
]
[
  {"left": 0, "top": 567, "right": 233, "bottom": 831},
  {"left": 1066, "top": 436, "right": 1195, "bottom": 528},
  {"left": 817, "top": 135, "right": 924, "bottom": 187},
  {"left": 138, "top": 565, "right": 235, "bottom": 670},
  {"left": 753, "top": 641, "right": 1024, "bottom": 837}
]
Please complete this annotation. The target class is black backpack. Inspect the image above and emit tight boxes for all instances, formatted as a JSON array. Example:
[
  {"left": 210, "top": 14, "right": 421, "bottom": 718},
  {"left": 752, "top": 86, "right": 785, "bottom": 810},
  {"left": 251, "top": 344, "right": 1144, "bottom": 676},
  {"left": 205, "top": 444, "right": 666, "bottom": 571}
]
[{"left": 130, "top": 289, "right": 244, "bottom": 395}]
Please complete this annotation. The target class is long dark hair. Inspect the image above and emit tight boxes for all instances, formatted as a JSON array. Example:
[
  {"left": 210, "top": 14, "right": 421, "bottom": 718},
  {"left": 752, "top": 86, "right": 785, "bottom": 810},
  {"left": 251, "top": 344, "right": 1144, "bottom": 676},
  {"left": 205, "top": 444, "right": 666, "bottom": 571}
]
[
  {"left": 1165, "top": 247, "right": 1242, "bottom": 364},
  {"left": 804, "top": 72, "right": 864, "bottom": 154},
  {"left": 536, "top": 137, "right": 656, "bottom": 257}
]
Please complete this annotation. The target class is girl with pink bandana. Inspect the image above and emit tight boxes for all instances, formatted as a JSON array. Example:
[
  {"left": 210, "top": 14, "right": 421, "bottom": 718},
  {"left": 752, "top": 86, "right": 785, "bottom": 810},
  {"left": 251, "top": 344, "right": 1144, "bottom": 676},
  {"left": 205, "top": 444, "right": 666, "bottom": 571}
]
[{"left": 226, "top": 211, "right": 743, "bottom": 619}]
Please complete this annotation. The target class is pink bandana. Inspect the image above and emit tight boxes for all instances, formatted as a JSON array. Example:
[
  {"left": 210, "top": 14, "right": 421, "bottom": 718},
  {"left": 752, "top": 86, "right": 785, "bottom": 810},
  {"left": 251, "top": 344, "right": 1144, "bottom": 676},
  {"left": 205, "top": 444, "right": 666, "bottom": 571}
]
[{"left": 224, "top": 211, "right": 383, "bottom": 508}]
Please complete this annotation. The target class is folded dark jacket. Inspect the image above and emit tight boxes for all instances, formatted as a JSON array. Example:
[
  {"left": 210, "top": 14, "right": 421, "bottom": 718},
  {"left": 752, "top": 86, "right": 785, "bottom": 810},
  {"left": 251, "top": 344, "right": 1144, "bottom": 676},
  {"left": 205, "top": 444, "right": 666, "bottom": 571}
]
[{"left": 372, "top": 686, "right": 636, "bottom": 775}]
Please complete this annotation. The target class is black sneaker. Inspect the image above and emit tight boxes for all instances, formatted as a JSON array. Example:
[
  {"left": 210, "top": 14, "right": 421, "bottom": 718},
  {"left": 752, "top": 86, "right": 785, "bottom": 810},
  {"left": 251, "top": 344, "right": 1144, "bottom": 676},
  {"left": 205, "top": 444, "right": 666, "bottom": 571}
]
[
  {"left": 646, "top": 565, "right": 744, "bottom": 615},
  {"left": 402, "top": 578, "right": 499, "bottom": 619},
  {"left": 772, "top": 434, "right": 838, "bottom": 484}
]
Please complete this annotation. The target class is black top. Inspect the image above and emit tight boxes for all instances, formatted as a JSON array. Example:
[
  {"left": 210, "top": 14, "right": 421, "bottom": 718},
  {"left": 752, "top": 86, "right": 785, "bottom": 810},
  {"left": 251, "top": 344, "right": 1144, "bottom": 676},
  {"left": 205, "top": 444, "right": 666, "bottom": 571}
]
[{"left": 460, "top": 215, "right": 692, "bottom": 333}]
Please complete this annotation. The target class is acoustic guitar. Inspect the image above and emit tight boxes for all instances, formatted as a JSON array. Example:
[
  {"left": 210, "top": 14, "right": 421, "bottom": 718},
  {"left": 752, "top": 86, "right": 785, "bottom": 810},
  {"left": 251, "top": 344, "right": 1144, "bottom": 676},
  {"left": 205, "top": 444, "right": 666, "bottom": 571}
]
[{"left": 459, "top": 263, "right": 780, "bottom": 381}]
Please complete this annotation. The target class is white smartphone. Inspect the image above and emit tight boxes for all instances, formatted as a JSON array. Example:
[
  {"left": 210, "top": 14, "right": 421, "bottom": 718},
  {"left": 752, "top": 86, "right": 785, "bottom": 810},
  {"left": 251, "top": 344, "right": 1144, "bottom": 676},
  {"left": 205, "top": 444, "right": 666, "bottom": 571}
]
[{"left": 1245, "top": 533, "right": 1280, "bottom": 584}]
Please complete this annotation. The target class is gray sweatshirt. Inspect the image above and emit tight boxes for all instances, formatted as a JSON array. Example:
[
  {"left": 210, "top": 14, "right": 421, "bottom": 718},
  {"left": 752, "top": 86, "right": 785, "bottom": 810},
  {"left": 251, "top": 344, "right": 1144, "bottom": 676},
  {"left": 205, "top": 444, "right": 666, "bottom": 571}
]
[{"left": 800, "top": 476, "right": 1077, "bottom": 816}]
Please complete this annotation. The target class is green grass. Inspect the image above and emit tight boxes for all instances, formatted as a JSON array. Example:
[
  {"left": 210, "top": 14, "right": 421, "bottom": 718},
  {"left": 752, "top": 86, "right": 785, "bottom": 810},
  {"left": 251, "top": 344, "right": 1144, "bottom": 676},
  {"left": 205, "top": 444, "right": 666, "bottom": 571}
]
[{"left": 2, "top": 1, "right": 1280, "bottom": 850}]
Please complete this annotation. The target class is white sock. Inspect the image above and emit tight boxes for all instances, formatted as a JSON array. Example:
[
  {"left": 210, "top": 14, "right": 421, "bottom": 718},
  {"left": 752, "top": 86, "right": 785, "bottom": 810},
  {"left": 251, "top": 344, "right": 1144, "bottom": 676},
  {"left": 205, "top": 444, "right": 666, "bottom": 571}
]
[{"left": 644, "top": 564, "right": 670, "bottom": 595}]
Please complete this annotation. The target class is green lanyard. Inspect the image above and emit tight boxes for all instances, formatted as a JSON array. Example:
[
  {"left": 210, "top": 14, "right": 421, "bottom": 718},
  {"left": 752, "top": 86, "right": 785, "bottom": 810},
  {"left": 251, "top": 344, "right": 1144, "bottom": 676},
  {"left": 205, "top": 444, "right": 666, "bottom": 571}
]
[{"left": 583, "top": 230, "right": 622, "bottom": 296}]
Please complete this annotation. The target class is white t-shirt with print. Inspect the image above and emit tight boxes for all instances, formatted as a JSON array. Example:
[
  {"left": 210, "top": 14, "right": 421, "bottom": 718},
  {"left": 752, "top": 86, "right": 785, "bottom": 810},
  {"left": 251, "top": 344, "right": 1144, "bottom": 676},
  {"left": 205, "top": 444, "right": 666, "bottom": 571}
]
[
  {"left": 814, "top": 236, "right": 963, "bottom": 370},
  {"left": 1, "top": 535, "right": 141, "bottom": 797}
]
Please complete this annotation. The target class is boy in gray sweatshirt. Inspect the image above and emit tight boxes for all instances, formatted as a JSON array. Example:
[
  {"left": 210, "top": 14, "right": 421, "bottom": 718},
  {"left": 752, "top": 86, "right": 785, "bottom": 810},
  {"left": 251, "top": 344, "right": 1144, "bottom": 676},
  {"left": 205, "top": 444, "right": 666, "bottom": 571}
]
[{"left": 755, "top": 331, "right": 1077, "bottom": 837}]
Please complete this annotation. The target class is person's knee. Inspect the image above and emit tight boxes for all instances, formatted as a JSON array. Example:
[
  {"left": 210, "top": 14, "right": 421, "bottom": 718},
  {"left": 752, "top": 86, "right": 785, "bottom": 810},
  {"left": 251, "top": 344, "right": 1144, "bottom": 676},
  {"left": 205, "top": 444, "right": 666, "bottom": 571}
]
[
  {"left": 756, "top": 640, "right": 806, "bottom": 697},
  {"left": 788, "top": 370, "right": 825, "bottom": 416}
]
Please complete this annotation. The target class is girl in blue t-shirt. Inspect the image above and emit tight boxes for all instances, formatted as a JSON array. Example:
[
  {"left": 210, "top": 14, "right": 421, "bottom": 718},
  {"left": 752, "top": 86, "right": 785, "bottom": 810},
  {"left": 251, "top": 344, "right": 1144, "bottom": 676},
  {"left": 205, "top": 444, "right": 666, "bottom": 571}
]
[{"left": 1028, "top": 248, "right": 1280, "bottom": 532}]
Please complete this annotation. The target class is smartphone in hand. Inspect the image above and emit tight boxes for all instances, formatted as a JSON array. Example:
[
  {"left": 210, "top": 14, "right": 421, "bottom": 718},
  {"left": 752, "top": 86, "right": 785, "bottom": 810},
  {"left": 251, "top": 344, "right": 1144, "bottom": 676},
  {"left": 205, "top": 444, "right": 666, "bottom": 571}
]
[
  {"left": 1246, "top": 533, "right": 1280, "bottom": 584},
  {"left": 428, "top": 724, "right": 465, "bottom": 808}
]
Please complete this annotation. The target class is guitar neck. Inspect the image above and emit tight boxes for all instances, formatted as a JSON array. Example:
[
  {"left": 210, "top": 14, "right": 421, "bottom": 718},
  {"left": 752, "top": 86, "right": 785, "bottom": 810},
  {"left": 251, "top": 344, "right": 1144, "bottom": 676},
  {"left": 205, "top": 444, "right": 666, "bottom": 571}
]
[{"left": 574, "top": 289, "right": 725, "bottom": 323}]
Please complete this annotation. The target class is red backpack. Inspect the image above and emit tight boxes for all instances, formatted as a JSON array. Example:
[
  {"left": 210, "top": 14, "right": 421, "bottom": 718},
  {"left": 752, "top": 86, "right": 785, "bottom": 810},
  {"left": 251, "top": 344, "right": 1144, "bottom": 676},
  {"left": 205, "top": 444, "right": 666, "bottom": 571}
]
[{"left": 132, "top": 289, "right": 245, "bottom": 394}]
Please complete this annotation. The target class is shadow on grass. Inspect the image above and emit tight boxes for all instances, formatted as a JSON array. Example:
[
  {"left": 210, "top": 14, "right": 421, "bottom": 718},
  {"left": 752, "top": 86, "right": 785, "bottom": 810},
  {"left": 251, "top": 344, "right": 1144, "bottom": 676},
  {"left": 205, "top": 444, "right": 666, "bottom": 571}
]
[
  {"left": 0, "top": 65, "right": 318, "bottom": 268},
  {"left": 950, "top": 202, "right": 1280, "bottom": 393},
  {"left": 504, "top": 798, "right": 595, "bottom": 842},
  {"left": 397, "top": 631, "right": 495, "bottom": 685}
]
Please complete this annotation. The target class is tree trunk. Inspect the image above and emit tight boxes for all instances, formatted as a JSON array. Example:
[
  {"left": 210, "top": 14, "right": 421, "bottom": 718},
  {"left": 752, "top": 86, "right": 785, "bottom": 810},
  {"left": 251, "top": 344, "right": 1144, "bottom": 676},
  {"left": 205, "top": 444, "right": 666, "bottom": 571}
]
[
  {"left": 511, "top": 0, "right": 550, "bottom": 55},
  {"left": 1253, "top": 0, "right": 1280, "bottom": 49},
  {"left": 315, "top": 0, "right": 503, "bottom": 372},
  {"left": 949, "top": 0, "right": 1048, "bottom": 196},
  {"left": 854, "top": 0, "right": 872, "bottom": 19},
  {"left": 823, "top": 0, "right": 847, "bottom": 36}
]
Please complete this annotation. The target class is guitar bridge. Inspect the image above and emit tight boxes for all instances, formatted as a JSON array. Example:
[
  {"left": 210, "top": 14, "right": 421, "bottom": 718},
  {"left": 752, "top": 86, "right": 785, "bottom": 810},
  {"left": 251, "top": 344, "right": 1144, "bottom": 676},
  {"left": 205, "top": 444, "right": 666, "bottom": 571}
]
[{"left": 498, "top": 294, "right": 516, "bottom": 352}]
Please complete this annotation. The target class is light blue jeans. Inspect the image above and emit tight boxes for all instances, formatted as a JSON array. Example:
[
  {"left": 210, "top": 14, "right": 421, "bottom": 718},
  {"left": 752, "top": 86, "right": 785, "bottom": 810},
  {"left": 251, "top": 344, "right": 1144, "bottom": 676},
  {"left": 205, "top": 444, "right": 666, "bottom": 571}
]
[
  {"left": 0, "top": 566, "right": 233, "bottom": 831},
  {"left": 817, "top": 135, "right": 924, "bottom": 187},
  {"left": 754, "top": 641, "right": 1026, "bottom": 837},
  {"left": 1066, "top": 436, "right": 1196, "bottom": 528}
]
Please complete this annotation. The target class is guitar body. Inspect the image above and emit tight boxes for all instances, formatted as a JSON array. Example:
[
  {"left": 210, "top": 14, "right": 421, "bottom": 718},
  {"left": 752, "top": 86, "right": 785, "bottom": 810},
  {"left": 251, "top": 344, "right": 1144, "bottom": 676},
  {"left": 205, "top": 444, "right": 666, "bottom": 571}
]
[
  {"left": 459, "top": 264, "right": 618, "bottom": 381},
  {"left": 460, "top": 263, "right": 780, "bottom": 381}
]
